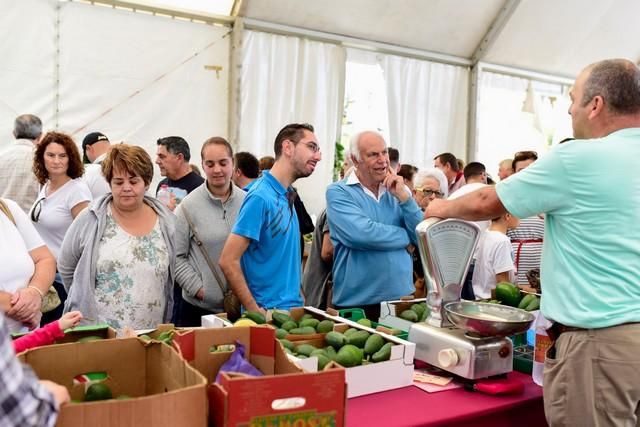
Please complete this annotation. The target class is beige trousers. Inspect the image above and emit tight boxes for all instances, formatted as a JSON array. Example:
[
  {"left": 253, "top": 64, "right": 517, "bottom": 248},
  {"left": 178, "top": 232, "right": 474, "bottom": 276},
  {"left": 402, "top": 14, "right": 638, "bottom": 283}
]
[{"left": 543, "top": 323, "right": 640, "bottom": 427}]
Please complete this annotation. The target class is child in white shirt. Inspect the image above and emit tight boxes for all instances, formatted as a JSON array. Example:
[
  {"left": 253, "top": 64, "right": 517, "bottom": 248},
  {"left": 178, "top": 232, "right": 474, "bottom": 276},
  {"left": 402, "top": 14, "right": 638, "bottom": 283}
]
[{"left": 472, "top": 212, "right": 520, "bottom": 299}]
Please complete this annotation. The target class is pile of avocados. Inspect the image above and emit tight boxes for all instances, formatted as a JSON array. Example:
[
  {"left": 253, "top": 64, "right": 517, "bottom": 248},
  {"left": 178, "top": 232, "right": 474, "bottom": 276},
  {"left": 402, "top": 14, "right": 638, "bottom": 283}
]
[
  {"left": 489, "top": 282, "right": 540, "bottom": 311},
  {"left": 397, "top": 302, "right": 429, "bottom": 323},
  {"left": 280, "top": 322, "right": 393, "bottom": 370}
]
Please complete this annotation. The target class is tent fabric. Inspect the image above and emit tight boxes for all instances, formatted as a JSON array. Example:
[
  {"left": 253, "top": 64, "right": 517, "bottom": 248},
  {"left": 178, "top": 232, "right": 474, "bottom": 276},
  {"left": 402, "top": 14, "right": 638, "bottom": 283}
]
[
  {"left": 238, "top": 30, "right": 345, "bottom": 217},
  {"left": 0, "top": 0, "right": 57, "bottom": 137},
  {"left": 380, "top": 54, "right": 469, "bottom": 167},
  {"left": 0, "top": 0, "right": 230, "bottom": 191}
]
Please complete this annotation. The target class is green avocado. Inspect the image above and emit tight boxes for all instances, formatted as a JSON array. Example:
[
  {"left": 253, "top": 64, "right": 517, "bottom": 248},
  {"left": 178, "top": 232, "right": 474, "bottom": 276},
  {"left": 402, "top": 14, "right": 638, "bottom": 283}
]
[
  {"left": 495, "top": 282, "right": 522, "bottom": 307},
  {"left": 295, "top": 344, "right": 318, "bottom": 357},
  {"left": 316, "top": 320, "right": 335, "bottom": 333},
  {"left": 335, "top": 344, "right": 363, "bottom": 367},
  {"left": 299, "top": 318, "right": 320, "bottom": 330},
  {"left": 243, "top": 310, "right": 266, "bottom": 324},
  {"left": 363, "top": 334, "right": 385, "bottom": 355},
  {"left": 356, "top": 318, "right": 372, "bottom": 328},
  {"left": 346, "top": 330, "right": 370, "bottom": 348},
  {"left": 288, "top": 326, "right": 316, "bottom": 335},
  {"left": 325, "top": 331, "right": 347, "bottom": 350},
  {"left": 271, "top": 311, "right": 293, "bottom": 327},
  {"left": 85, "top": 383, "right": 113, "bottom": 402},
  {"left": 372, "top": 342, "right": 393, "bottom": 363},
  {"left": 399, "top": 309, "right": 419, "bottom": 322},
  {"left": 281, "top": 320, "right": 298, "bottom": 331}
]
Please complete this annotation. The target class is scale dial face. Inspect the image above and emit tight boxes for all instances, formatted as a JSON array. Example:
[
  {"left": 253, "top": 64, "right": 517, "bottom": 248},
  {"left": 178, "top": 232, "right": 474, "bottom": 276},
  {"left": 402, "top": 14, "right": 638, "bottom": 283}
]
[{"left": 426, "top": 220, "right": 479, "bottom": 287}]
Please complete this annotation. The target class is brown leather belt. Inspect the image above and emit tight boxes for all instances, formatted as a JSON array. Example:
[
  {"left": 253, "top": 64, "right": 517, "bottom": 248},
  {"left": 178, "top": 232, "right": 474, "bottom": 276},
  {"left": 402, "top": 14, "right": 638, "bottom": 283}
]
[{"left": 547, "top": 322, "right": 587, "bottom": 342}]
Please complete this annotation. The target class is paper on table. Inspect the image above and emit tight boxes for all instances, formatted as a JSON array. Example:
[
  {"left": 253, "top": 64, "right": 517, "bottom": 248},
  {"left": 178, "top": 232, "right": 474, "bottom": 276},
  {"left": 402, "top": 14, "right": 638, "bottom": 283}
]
[{"left": 413, "top": 369, "right": 463, "bottom": 393}]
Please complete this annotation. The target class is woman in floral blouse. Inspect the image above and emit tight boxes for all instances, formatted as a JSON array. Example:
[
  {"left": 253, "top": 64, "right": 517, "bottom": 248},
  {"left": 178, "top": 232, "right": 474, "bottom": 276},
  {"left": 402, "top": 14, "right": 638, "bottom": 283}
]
[{"left": 58, "top": 144, "right": 175, "bottom": 332}]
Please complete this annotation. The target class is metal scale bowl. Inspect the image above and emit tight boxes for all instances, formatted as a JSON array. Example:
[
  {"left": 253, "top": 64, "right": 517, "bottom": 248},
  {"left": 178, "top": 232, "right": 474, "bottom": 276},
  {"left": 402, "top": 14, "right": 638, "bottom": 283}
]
[{"left": 408, "top": 218, "right": 535, "bottom": 380}]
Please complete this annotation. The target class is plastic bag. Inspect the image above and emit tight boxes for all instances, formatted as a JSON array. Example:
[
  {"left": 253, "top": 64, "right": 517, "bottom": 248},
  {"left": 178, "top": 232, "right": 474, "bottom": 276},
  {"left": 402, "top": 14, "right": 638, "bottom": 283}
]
[{"left": 215, "top": 341, "right": 263, "bottom": 383}]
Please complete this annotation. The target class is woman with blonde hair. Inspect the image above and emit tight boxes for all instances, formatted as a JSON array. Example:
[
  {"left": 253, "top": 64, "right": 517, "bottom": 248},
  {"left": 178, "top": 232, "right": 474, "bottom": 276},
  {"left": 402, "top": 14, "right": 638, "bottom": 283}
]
[{"left": 58, "top": 144, "right": 175, "bottom": 331}]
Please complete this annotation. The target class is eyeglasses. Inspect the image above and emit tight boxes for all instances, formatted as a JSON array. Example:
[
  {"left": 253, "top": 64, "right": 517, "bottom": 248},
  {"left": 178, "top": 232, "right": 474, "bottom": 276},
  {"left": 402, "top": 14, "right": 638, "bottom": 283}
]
[
  {"left": 31, "top": 197, "right": 45, "bottom": 222},
  {"left": 298, "top": 141, "right": 320, "bottom": 153},
  {"left": 415, "top": 188, "right": 444, "bottom": 198}
]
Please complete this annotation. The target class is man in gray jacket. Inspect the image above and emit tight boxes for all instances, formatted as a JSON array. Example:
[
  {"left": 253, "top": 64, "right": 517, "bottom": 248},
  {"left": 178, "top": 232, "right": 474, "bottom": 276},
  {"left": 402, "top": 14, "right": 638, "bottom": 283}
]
[{"left": 174, "top": 137, "right": 245, "bottom": 326}]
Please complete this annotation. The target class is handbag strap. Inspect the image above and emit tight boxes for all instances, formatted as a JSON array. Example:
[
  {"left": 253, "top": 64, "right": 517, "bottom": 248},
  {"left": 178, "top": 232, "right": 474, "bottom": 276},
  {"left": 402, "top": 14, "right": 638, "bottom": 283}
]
[
  {"left": 0, "top": 199, "right": 15, "bottom": 224},
  {"left": 182, "top": 208, "right": 229, "bottom": 294}
]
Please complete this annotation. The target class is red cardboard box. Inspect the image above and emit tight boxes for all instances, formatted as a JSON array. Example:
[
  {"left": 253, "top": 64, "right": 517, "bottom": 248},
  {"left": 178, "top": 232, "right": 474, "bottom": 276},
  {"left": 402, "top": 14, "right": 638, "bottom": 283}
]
[{"left": 172, "top": 326, "right": 346, "bottom": 427}]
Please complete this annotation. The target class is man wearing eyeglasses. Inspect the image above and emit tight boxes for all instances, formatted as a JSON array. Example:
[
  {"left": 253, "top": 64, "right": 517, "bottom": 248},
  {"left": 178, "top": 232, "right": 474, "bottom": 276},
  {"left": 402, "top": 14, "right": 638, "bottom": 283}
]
[
  {"left": 326, "top": 131, "right": 423, "bottom": 320},
  {"left": 426, "top": 59, "right": 640, "bottom": 426},
  {"left": 219, "top": 123, "right": 321, "bottom": 314}
]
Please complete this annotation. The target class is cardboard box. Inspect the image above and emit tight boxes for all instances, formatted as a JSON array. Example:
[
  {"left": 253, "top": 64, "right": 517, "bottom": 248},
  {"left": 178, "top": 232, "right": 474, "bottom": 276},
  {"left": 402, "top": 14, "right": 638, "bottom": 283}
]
[
  {"left": 293, "top": 307, "right": 416, "bottom": 397},
  {"left": 19, "top": 338, "right": 208, "bottom": 427},
  {"left": 57, "top": 324, "right": 118, "bottom": 343},
  {"left": 378, "top": 298, "right": 427, "bottom": 332},
  {"left": 171, "top": 325, "right": 347, "bottom": 427}
]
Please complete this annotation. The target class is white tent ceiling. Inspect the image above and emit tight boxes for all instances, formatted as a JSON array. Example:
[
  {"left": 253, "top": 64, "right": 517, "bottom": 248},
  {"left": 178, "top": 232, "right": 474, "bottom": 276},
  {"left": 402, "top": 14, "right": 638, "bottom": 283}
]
[{"left": 237, "top": 0, "right": 640, "bottom": 79}]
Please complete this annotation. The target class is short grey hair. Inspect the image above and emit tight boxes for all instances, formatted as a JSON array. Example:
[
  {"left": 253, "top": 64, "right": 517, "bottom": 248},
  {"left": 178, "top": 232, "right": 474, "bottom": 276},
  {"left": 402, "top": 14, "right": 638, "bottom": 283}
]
[
  {"left": 582, "top": 59, "right": 640, "bottom": 115},
  {"left": 349, "top": 130, "right": 387, "bottom": 162},
  {"left": 414, "top": 168, "right": 448, "bottom": 198},
  {"left": 14, "top": 114, "right": 42, "bottom": 140}
]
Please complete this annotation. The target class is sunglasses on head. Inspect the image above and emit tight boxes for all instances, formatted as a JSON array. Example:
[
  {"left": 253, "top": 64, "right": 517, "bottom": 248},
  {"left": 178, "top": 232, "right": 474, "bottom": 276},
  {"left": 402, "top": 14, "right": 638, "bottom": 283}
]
[{"left": 31, "top": 197, "right": 45, "bottom": 223}]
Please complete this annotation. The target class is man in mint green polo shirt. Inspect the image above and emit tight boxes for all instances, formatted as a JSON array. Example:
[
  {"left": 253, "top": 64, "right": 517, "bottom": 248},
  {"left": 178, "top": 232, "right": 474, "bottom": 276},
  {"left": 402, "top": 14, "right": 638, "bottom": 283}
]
[{"left": 425, "top": 59, "right": 640, "bottom": 426}]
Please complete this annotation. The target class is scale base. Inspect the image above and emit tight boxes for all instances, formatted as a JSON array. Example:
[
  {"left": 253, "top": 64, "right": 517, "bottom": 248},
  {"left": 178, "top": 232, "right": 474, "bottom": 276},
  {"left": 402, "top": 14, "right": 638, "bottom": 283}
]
[{"left": 409, "top": 323, "right": 513, "bottom": 380}]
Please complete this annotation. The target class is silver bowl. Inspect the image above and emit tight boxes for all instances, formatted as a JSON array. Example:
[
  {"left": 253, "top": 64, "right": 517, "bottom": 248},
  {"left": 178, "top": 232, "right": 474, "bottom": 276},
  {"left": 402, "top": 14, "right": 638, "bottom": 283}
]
[{"left": 444, "top": 301, "right": 535, "bottom": 337}]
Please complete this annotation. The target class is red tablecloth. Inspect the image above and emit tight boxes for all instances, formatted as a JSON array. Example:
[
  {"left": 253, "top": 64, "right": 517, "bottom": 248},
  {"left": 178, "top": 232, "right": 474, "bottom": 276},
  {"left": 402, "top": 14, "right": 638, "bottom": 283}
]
[{"left": 347, "top": 371, "right": 547, "bottom": 427}]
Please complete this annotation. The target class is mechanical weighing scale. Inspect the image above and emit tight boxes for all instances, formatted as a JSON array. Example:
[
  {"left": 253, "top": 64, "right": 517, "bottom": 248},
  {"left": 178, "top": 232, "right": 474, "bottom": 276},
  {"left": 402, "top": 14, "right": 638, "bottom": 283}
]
[{"left": 407, "top": 218, "right": 535, "bottom": 381}]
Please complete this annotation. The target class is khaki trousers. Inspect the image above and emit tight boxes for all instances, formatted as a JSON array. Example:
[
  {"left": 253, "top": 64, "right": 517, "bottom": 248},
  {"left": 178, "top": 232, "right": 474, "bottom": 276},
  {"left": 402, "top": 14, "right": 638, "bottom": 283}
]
[{"left": 543, "top": 323, "right": 640, "bottom": 427}]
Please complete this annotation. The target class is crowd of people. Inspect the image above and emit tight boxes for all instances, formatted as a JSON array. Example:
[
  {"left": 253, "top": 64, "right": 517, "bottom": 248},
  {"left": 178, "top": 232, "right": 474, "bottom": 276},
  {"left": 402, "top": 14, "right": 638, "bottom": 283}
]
[{"left": 1, "top": 57, "right": 640, "bottom": 425}]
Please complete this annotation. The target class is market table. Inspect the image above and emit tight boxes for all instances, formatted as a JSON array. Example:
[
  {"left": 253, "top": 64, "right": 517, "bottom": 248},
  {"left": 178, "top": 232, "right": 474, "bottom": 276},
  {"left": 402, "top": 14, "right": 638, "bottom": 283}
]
[{"left": 347, "top": 371, "right": 546, "bottom": 427}]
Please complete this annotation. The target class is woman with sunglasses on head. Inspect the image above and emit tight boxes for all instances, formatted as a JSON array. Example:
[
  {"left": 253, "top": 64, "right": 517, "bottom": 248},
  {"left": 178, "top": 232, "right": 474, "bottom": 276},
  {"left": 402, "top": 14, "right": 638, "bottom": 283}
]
[
  {"left": 30, "top": 132, "right": 92, "bottom": 324},
  {"left": 58, "top": 144, "right": 175, "bottom": 332}
]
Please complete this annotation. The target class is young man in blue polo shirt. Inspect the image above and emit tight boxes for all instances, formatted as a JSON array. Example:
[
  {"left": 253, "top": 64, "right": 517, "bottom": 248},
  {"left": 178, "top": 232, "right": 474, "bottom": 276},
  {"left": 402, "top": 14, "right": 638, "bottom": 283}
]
[
  {"left": 219, "top": 123, "right": 322, "bottom": 313},
  {"left": 425, "top": 59, "right": 640, "bottom": 426}
]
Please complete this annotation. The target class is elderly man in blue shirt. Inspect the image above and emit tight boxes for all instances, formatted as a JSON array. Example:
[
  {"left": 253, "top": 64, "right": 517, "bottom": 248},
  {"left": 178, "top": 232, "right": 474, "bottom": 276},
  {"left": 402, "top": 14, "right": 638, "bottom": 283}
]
[
  {"left": 326, "top": 131, "right": 423, "bottom": 320},
  {"left": 426, "top": 58, "right": 640, "bottom": 426}
]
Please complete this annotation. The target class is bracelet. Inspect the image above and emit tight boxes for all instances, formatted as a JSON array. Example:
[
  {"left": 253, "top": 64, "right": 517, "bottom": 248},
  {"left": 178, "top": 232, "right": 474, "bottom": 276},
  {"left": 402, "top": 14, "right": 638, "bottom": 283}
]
[{"left": 26, "top": 285, "right": 45, "bottom": 299}]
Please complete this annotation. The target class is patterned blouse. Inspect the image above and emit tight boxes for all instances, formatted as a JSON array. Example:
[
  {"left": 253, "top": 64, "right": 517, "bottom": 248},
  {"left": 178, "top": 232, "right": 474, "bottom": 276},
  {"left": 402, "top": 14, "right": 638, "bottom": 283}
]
[{"left": 94, "top": 208, "right": 169, "bottom": 331}]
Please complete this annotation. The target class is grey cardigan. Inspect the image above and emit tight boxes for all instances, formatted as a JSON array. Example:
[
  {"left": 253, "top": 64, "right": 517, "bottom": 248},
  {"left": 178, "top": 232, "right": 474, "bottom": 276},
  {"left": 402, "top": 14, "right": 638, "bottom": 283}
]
[
  {"left": 174, "top": 182, "right": 245, "bottom": 311},
  {"left": 57, "top": 194, "right": 176, "bottom": 325}
]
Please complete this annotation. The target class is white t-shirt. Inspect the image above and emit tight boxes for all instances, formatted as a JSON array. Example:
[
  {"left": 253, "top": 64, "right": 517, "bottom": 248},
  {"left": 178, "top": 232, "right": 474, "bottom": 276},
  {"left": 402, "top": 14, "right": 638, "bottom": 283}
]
[
  {"left": 0, "top": 198, "right": 46, "bottom": 332},
  {"left": 82, "top": 162, "right": 110, "bottom": 200},
  {"left": 31, "top": 179, "right": 92, "bottom": 258},
  {"left": 472, "top": 230, "right": 516, "bottom": 299},
  {"left": 448, "top": 182, "right": 491, "bottom": 258}
]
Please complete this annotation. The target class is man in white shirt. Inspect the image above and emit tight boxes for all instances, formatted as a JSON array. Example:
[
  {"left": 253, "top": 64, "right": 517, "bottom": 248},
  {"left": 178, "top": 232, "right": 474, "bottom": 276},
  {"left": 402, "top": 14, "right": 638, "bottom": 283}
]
[
  {"left": 448, "top": 162, "right": 491, "bottom": 299},
  {"left": 472, "top": 213, "right": 519, "bottom": 299},
  {"left": 0, "top": 115, "right": 42, "bottom": 212},
  {"left": 81, "top": 132, "right": 111, "bottom": 199}
]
